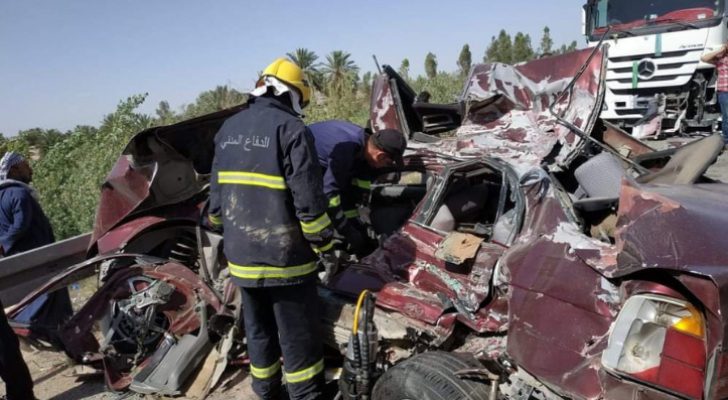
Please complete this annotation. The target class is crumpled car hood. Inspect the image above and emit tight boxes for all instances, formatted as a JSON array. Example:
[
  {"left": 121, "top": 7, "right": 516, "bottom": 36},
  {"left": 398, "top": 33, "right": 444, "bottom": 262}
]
[{"left": 434, "top": 47, "right": 606, "bottom": 175}]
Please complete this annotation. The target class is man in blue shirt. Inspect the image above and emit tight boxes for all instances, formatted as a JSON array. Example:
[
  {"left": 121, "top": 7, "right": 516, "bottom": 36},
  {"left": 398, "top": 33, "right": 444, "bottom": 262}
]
[
  {"left": 0, "top": 154, "right": 54, "bottom": 256},
  {"left": 308, "top": 121, "right": 406, "bottom": 256},
  {"left": 0, "top": 151, "right": 51, "bottom": 400}
]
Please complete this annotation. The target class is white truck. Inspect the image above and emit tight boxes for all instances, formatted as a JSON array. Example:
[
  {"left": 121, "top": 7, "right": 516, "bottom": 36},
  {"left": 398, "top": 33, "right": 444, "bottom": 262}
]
[{"left": 583, "top": 0, "right": 727, "bottom": 137}]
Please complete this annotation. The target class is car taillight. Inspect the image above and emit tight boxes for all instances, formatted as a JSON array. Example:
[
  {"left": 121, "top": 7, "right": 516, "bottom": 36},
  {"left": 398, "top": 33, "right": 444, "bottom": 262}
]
[{"left": 602, "top": 294, "right": 706, "bottom": 399}]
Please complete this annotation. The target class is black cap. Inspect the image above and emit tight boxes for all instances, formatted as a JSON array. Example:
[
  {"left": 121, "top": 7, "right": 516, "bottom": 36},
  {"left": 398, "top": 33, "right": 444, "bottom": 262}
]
[{"left": 372, "top": 129, "right": 406, "bottom": 168}]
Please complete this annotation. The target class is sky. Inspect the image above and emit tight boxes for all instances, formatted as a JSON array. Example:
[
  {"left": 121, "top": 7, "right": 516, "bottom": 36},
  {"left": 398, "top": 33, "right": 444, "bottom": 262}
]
[{"left": 0, "top": 1, "right": 585, "bottom": 136}]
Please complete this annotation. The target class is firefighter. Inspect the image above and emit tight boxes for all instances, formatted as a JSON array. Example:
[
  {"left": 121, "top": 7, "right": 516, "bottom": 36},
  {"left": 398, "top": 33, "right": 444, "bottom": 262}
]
[
  {"left": 208, "top": 58, "right": 334, "bottom": 400},
  {"left": 308, "top": 120, "right": 405, "bottom": 257}
]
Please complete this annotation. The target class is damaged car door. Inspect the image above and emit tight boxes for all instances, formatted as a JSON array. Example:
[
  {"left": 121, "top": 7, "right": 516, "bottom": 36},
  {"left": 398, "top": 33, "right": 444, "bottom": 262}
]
[{"left": 332, "top": 158, "right": 524, "bottom": 334}]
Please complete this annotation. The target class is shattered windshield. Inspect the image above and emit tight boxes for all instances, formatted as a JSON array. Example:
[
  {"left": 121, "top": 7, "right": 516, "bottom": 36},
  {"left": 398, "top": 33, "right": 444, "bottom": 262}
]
[{"left": 587, "top": 0, "right": 723, "bottom": 38}]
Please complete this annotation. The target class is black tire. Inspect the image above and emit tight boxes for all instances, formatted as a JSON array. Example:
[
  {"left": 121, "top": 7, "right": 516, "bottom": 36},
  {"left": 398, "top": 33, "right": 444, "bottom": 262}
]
[{"left": 372, "top": 351, "right": 492, "bottom": 400}]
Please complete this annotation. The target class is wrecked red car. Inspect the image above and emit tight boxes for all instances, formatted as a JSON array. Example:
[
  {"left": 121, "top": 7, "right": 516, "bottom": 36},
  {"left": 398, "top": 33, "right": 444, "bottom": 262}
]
[
  {"left": 7, "top": 109, "right": 246, "bottom": 396},
  {"left": 8, "top": 45, "right": 728, "bottom": 400}
]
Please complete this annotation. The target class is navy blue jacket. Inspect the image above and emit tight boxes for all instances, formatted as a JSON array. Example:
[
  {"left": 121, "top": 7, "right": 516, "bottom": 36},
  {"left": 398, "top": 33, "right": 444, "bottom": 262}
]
[
  {"left": 308, "top": 120, "right": 372, "bottom": 231},
  {"left": 209, "top": 96, "right": 333, "bottom": 288},
  {"left": 0, "top": 182, "right": 54, "bottom": 256}
]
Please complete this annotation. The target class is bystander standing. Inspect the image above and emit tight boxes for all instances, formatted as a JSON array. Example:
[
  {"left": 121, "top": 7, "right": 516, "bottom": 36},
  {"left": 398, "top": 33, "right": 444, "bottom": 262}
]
[{"left": 701, "top": 43, "right": 728, "bottom": 144}]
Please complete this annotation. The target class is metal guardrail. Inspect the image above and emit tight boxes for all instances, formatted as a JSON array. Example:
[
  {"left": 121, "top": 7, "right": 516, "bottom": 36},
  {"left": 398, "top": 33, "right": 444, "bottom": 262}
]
[{"left": 0, "top": 233, "right": 91, "bottom": 306}]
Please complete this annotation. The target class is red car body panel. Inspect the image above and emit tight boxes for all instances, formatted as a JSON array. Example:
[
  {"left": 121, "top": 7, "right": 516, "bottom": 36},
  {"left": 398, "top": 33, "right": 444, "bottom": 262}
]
[{"left": 89, "top": 106, "right": 245, "bottom": 254}]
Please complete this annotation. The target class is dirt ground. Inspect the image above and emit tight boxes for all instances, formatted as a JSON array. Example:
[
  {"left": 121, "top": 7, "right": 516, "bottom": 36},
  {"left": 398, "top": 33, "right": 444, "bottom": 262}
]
[
  {"left": 0, "top": 345, "right": 256, "bottom": 399},
  {"left": 1, "top": 136, "right": 726, "bottom": 400}
]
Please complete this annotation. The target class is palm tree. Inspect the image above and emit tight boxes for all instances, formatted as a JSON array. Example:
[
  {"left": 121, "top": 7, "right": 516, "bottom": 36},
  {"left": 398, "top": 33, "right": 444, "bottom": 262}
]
[
  {"left": 155, "top": 100, "right": 177, "bottom": 126},
  {"left": 287, "top": 48, "right": 324, "bottom": 91},
  {"left": 321, "top": 50, "right": 359, "bottom": 95}
]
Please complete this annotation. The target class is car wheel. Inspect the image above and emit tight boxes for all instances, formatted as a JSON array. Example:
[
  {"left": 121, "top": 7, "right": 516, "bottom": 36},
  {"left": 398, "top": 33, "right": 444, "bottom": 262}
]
[{"left": 372, "top": 351, "right": 492, "bottom": 400}]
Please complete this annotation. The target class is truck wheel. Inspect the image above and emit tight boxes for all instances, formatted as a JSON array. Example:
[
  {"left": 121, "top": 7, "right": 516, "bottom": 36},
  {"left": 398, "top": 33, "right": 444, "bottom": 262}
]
[{"left": 372, "top": 351, "right": 492, "bottom": 400}]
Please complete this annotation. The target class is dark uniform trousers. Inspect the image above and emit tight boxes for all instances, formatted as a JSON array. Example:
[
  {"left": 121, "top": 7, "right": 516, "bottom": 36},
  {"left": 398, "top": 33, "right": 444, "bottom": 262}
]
[
  {"left": 241, "top": 281, "right": 324, "bottom": 400},
  {"left": 0, "top": 298, "right": 34, "bottom": 400}
]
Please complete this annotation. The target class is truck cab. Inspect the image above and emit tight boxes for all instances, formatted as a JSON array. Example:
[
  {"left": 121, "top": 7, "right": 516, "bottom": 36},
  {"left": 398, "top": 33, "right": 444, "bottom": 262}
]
[{"left": 584, "top": 0, "right": 728, "bottom": 137}]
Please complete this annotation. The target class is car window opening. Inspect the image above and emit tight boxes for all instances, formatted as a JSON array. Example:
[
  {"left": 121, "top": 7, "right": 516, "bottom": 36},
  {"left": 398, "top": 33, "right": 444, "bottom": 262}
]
[{"left": 428, "top": 165, "right": 514, "bottom": 242}]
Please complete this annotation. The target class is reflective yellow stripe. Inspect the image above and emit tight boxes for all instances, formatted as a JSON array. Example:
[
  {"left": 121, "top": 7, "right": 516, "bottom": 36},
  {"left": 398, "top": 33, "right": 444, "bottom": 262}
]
[
  {"left": 328, "top": 195, "right": 341, "bottom": 208},
  {"left": 208, "top": 214, "right": 222, "bottom": 226},
  {"left": 344, "top": 209, "right": 359, "bottom": 219},
  {"left": 352, "top": 179, "right": 371, "bottom": 190},
  {"left": 313, "top": 239, "right": 334, "bottom": 253},
  {"left": 229, "top": 262, "right": 318, "bottom": 280},
  {"left": 285, "top": 359, "right": 324, "bottom": 384},
  {"left": 218, "top": 171, "right": 287, "bottom": 190},
  {"left": 299, "top": 213, "right": 332, "bottom": 234},
  {"left": 220, "top": 179, "right": 285, "bottom": 189},
  {"left": 250, "top": 360, "right": 281, "bottom": 379}
]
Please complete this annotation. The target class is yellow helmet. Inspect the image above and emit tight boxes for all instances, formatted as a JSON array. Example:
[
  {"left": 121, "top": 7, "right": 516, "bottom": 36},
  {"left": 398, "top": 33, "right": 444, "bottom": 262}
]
[{"left": 260, "top": 58, "right": 311, "bottom": 108}]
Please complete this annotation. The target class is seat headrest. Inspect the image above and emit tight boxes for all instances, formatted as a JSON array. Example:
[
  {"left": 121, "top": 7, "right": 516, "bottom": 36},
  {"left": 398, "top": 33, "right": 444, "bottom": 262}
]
[{"left": 574, "top": 152, "right": 626, "bottom": 199}]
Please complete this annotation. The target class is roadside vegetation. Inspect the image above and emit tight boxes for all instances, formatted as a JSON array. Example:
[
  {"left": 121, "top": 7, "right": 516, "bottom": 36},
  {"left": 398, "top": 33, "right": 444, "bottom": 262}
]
[{"left": 0, "top": 27, "right": 578, "bottom": 240}]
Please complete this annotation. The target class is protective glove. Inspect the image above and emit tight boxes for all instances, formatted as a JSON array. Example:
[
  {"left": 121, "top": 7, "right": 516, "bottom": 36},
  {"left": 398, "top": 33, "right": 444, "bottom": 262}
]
[
  {"left": 318, "top": 248, "right": 343, "bottom": 285},
  {"left": 204, "top": 215, "right": 223, "bottom": 233},
  {"left": 341, "top": 222, "right": 373, "bottom": 257}
]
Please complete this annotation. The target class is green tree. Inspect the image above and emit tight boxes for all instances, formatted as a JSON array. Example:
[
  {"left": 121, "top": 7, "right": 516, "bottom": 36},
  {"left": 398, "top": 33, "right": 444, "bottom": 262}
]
[
  {"left": 306, "top": 78, "right": 370, "bottom": 127},
  {"left": 539, "top": 26, "right": 554, "bottom": 56},
  {"left": 287, "top": 48, "right": 325, "bottom": 91},
  {"left": 34, "top": 95, "right": 152, "bottom": 238},
  {"left": 398, "top": 58, "right": 410, "bottom": 80},
  {"left": 0, "top": 128, "right": 66, "bottom": 160},
  {"left": 0, "top": 135, "right": 31, "bottom": 160},
  {"left": 321, "top": 50, "right": 359, "bottom": 95},
  {"left": 184, "top": 85, "right": 245, "bottom": 118},
  {"left": 410, "top": 72, "right": 464, "bottom": 104},
  {"left": 512, "top": 33, "right": 535, "bottom": 63},
  {"left": 457, "top": 44, "right": 472, "bottom": 77},
  {"left": 424, "top": 52, "right": 437, "bottom": 79},
  {"left": 361, "top": 71, "right": 373, "bottom": 98},
  {"left": 496, "top": 30, "right": 513, "bottom": 64},
  {"left": 16, "top": 128, "right": 65, "bottom": 158},
  {"left": 155, "top": 100, "right": 177, "bottom": 126},
  {"left": 485, "top": 28, "right": 576, "bottom": 63},
  {"left": 485, "top": 36, "right": 498, "bottom": 63},
  {"left": 485, "top": 30, "right": 513, "bottom": 64},
  {"left": 557, "top": 41, "right": 579, "bottom": 55}
]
